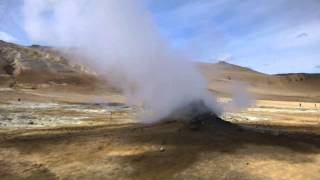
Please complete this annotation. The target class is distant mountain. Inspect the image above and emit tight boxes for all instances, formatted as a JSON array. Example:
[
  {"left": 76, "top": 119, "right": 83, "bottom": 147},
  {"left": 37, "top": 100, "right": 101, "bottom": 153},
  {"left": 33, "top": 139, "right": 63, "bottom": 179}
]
[
  {"left": 1, "top": 40, "right": 319, "bottom": 101},
  {"left": 198, "top": 61, "right": 320, "bottom": 101}
]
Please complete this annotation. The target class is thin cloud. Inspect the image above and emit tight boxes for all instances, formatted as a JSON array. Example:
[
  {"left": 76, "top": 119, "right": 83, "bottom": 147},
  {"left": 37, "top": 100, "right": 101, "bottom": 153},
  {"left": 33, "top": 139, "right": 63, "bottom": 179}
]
[
  {"left": 148, "top": 0, "right": 320, "bottom": 73},
  {"left": 296, "top": 33, "right": 308, "bottom": 38},
  {"left": 0, "top": 31, "right": 17, "bottom": 42}
]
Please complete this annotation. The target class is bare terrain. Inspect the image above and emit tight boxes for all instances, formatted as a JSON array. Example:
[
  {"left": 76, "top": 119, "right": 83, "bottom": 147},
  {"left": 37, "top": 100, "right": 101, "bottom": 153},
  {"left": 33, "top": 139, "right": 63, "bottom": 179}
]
[
  {"left": 199, "top": 61, "right": 320, "bottom": 102},
  {"left": 0, "top": 41, "right": 319, "bottom": 179}
]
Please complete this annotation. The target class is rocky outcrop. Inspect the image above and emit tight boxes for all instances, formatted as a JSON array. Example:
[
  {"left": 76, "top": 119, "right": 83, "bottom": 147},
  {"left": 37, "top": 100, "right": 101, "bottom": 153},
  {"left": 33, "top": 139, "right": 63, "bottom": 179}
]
[{"left": 0, "top": 40, "right": 98, "bottom": 88}]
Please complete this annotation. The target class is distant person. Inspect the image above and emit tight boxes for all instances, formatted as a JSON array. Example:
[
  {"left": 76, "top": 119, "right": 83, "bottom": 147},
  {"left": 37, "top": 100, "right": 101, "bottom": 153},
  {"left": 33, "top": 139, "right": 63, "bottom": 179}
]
[{"left": 299, "top": 103, "right": 301, "bottom": 108}]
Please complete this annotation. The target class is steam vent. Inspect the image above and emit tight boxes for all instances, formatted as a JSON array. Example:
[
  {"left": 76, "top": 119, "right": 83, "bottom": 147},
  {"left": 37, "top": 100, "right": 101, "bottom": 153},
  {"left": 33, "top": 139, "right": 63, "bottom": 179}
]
[{"left": 168, "top": 100, "right": 236, "bottom": 131}]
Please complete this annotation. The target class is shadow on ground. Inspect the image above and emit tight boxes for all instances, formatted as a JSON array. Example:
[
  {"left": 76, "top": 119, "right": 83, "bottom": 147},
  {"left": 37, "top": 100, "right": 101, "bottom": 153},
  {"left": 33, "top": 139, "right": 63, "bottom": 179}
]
[{"left": 0, "top": 119, "right": 320, "bottom": 179}]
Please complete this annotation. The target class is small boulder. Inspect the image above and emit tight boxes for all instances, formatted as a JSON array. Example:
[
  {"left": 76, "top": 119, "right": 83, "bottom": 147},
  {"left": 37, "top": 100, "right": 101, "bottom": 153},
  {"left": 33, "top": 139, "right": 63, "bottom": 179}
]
[{"left": 159, "top": 146, "right": 165, "bottom": 152}]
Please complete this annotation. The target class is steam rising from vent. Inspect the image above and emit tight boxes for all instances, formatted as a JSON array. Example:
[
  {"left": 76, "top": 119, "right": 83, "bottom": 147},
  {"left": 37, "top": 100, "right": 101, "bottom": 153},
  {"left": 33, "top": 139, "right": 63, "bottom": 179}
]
[{"left": 22, "top": 0, "right": 221, "bottom": 122}]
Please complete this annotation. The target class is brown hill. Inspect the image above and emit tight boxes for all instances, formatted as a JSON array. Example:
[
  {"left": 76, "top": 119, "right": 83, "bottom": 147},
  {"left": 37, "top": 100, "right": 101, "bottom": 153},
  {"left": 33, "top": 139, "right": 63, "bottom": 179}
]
[
  {"left": 1, "top": 40, "right": 319, "bottom": 101},
  {"left": 199, "top": 61, "right": 320, "bottom": 101},
  {"left": 0, "top": 40, "right": 105, "bottom": 91}
]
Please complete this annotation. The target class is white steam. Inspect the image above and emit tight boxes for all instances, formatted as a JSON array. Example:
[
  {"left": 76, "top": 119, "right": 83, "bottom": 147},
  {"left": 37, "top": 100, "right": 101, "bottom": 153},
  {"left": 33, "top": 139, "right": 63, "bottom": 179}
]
[
  {"left": 22, "top": 0, "right": 221, "bottom": 122},
  {"left": 223, "top": 83, "right": 253, "bottom": 112}
]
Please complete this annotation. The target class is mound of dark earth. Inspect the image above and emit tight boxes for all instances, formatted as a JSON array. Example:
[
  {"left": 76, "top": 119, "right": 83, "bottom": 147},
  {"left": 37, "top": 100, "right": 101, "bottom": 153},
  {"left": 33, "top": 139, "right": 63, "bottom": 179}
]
[{"left": 164, "top": 100, "right": 236, "bottom": 131}]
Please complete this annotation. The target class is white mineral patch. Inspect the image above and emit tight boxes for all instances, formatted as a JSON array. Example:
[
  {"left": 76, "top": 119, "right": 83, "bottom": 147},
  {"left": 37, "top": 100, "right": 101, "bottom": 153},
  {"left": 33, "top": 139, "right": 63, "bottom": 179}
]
[
  {"left": 249, "top": 107, "right": 320, "bottom": 113},
  {"left": 0, "top": 87, "right": 13, "bottom": 91},
  {"left": 0, "top": 101, "right": 133, "bottom": 129},
  {"left": 224, "top": 112, "right": 270, "bottom": 122}
]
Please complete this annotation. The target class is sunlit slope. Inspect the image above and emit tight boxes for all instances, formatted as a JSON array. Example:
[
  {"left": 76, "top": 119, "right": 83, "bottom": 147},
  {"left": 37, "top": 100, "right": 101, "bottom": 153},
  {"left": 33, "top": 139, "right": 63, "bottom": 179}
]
[
  {"left": 199, "top": 61, "right": 320, "bottom": 101},
  {"left": 0, "top": 40, "right": 97, "bottom": 87},
  {"left": 2, "top": 40, "right": 320, "bottom": 101}
]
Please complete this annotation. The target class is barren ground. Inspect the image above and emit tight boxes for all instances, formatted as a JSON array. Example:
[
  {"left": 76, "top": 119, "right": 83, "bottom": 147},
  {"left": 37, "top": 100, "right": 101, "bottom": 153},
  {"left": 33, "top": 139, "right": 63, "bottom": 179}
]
[{"left": 0, "top": 88, "right": 319, "bottom": 180}]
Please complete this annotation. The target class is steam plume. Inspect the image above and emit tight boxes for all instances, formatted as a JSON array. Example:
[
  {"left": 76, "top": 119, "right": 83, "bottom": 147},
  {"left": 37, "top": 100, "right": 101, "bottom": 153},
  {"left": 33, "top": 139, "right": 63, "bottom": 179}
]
[{"left": 22, "top": 0, "right": 221, "bottom": 122}]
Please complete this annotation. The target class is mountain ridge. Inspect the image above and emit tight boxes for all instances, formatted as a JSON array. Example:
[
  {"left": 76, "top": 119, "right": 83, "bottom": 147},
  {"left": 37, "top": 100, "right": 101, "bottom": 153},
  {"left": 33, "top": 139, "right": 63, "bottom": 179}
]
[{"left": 1, "top": 40, "right": 319, "bottom": 101}]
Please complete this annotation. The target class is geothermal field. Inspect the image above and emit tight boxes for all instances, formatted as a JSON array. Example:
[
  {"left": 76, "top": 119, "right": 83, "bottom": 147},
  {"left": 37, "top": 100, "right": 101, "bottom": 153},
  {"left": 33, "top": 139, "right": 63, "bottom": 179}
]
[
  {"left": 1, "top": 0, "right": 320, "bottom": 179},
  {"left": 0, "top": 40, "right": 319, "bottom": 180}
]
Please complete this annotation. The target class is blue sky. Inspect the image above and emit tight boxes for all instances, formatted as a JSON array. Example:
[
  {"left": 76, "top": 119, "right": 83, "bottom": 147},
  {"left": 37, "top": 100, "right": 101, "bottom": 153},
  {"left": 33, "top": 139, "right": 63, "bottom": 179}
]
[{"left": 0, "top": 0, "right": 319, "bottom": 74}]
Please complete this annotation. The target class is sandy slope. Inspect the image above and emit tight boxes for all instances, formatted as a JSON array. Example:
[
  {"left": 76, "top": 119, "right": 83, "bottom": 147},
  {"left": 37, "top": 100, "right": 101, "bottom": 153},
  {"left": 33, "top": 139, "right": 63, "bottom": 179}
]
[{"left": 199, "top": 61, "right": 320, "bottom": 102}]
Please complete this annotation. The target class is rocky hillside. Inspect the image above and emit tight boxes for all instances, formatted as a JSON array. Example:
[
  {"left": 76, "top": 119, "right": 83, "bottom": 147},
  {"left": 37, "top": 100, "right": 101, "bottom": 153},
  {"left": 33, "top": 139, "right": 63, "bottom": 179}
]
[
  {"left": 0, "top": 40, "right": 98, "bottom": 89},
  {"left": 1, "top": 40, "right": 319, "bottom": 101}
]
